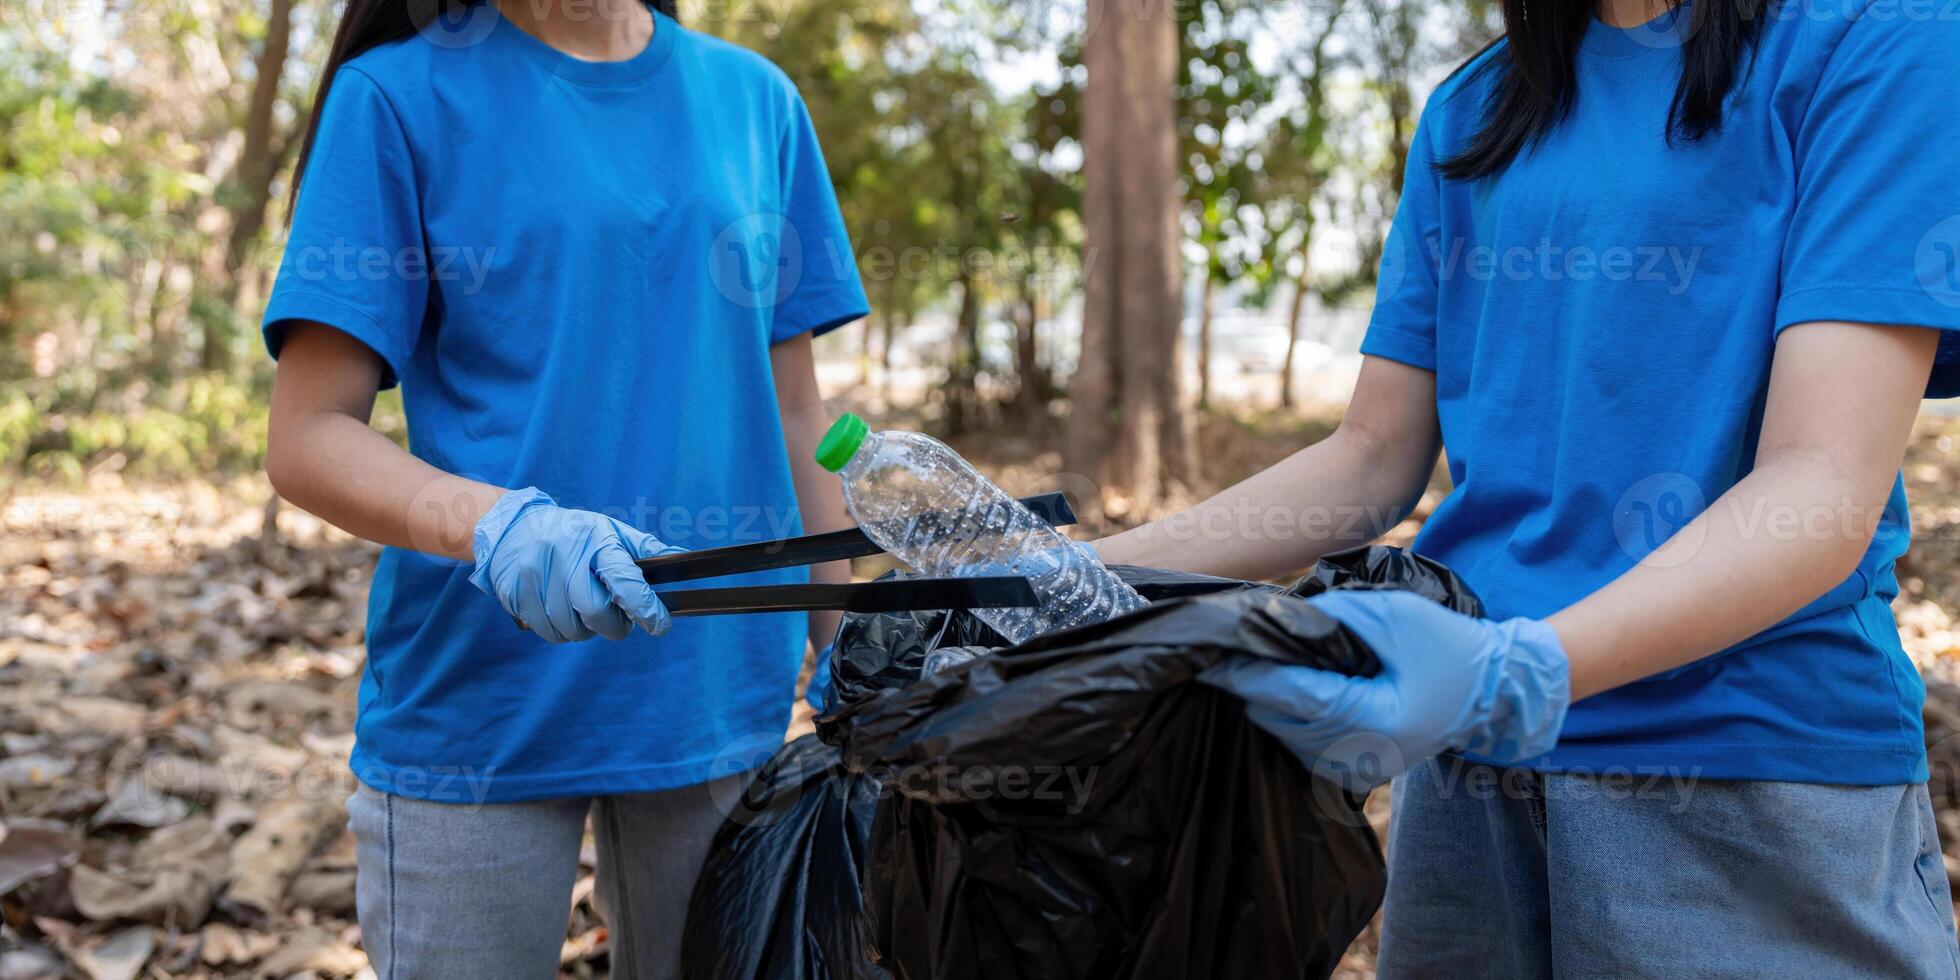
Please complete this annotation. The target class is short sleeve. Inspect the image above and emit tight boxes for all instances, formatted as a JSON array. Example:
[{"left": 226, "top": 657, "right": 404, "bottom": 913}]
[
  {"left": 770, "top": 92, "right": 869, "bottom": 344},
  {"left": 1774, "top": 11, "right": 1960, "bottom": 397},
  {"left": 262, "top": 68, "right": 427, "bottom": 389},
  {"left": 1359, "top": 108, "right": 1446, "bottom": 373}
]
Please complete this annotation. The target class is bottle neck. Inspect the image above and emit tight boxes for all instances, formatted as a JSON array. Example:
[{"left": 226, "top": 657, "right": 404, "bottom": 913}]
[{"left": 838, "top": 430, "right": 882, "bottom": 479}]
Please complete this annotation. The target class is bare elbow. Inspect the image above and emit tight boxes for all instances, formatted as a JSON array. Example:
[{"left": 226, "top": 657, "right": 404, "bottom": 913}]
[
  {"left": 263, "top": 416, "right": 308, "bottom": 503},
  {"left": 1334, "top": 415, "right": 1436, "bottom": 493},
  {"left": 1817, "top": 530, "right": 1876, "bottom": 592}
]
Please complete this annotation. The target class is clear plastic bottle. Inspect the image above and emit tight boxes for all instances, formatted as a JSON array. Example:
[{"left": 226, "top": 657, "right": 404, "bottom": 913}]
[{"left": 815, "top": 413, "right": 1149, "bottom": 645}]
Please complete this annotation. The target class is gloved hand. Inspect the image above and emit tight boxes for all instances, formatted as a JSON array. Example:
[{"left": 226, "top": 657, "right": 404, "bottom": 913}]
[
  {"left": 470, "top": 487, "right": 685, "bottom": 643},
  {"left": 1201, "top": 589, "right": 1570, "bottom": 792}
]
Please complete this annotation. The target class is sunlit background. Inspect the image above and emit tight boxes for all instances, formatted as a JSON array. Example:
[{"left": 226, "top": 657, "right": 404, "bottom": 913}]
[{"left": 4, "top": 1, "right": 1959, "bottom": 977}]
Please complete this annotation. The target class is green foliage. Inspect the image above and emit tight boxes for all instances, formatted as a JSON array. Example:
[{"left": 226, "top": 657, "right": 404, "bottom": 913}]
[
  {"left": 0, "top": 391, "right": 36, "bottom": 472},
  {"left": 2, "top": 0, "right": 1482, "bottom": 480},
  {"left": 1178, "top": 0, "right": 1281, "bottom": 288},
  {"left": 1, "top": 373, "right": 273, "bottom": 481}
]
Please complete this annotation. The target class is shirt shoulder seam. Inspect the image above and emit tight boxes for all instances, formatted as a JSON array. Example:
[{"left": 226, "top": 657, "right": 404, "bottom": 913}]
[
  {"left": 334, "top": 65, "right": 426, "bottom": 189},
  {"left": 1789, "top": 0, "right": 1882, "bottom": 144},
  {"left": 1365, "top": 321, "right": 1436, "bottom": 346},
  {"left": 267, "top": 288, "right": 410, "bottom": 369},
  {"left": 1782, "top": 283, "right": 1957, "bottom": 303}
]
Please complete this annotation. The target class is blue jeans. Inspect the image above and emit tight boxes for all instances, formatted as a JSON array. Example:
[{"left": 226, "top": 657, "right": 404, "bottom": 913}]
[
  {"left": 347, "top": 775, "right": 741, "bottom": 980},
  {"left": 1379, "top": 756, "right": 1960, "bottom": 978}
]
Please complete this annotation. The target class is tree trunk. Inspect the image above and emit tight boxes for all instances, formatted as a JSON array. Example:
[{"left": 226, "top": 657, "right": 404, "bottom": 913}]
[
  {"left": 860, "top": 309, "right": 878, "bottom": 388},
  {"left": 215, "top": 0, "right": 295, "bottom": 371},
  {"left": 1280, "top": 250, "right": 1312, "bottom": 409},
  {"left": 946, "top": 271, "right": 982, "bottom": 435},
  {"left": 1012, "top": 272, "right": 1044, "bottom": 425},
  {"left": 880, "top": 301, "right": 899, "bottom": 403},
  {"left": 1159, "top": 311, "right": 1198, "bottom": 494},
  {"left": 1195, "top": 272, "right": 1214, "bottom": 410},
  {"left": 1066, "top": 0, "right": 1191, "bottom": 512}
]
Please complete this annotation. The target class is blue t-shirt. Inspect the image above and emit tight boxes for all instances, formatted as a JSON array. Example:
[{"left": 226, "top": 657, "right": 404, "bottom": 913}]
[
  {"left": 1366, "top": 3, "right": 1960, "bottom": 784},
  {"left": 262, "top": 8, "right": 868, "bottom": 802}
]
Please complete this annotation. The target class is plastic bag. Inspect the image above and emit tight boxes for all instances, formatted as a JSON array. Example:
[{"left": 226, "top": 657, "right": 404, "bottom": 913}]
[
  {"left": 1290, "top": 544, "right": 1484, "bottom": 615},
  {"left": 684, "top": 571, "right": 998, "bottom": 980},
  {"left": 682, "top": 568, "right": 1275, "bottom": 980},
  {"left": 680, "top": 733, "right": 886, "bottom": 980},
  {"left": 685, "top": 548, "right": 1479, "bottom": 980},
  {"left": 826, "top": 575, "right": 1396, "bottom": 980}
]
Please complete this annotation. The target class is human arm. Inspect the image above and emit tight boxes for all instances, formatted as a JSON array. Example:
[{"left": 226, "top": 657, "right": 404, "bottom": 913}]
[
  {"left": 1093, "top": 356, "right": 1442, "bottom": 580},
  {"left": 772, "top": 332, "right": 854, "bottom": 652},
  {"left": 1207, "top": 321, "right": 1940, "bottom": 788},
  {"left": 266, "top": 321, "right": 503, "bottom": 560},
  {"left": 266, "top": 321, "right": 678, "bottom": 642},
  {"left": 1551, "top": 321, "right": 1937, "bottom": 698}
]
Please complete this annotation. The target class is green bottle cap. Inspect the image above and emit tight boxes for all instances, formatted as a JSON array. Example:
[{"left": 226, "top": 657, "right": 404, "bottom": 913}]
[{"left": 815, "top": 412, "right": 870, "bottom": 472}]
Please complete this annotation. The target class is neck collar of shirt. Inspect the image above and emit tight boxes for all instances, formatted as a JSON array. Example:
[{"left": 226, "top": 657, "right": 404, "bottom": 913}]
[
  {"left": 1581, "top": 1, "right": 1691, "bottom": 60},
  {"left": 493, "top": 5, "right": 678, "bottom": 87}
]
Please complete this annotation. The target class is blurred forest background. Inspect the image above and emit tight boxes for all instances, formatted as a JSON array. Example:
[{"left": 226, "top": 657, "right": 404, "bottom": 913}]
[
  {"left": 6, "top": 1, "right": 1960, "bottom": 977},
  {"left": 0, "top": 0, "right": 1503, "bottom": 505}
]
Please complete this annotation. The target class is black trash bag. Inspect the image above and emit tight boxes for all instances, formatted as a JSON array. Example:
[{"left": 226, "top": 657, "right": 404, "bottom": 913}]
[
  {"left": 680, "top": 734, "right": 887, "bottom": 980},
  {"left": 824, "top": 588, "right": 1006, "bottom": 715},
  {"left": 687, "top": 551, "right": 1477, "bottom": 980},
  {"left": 682, "top": 574, "right": 999, "bottom": 980},
  {"left": 1291, "top": 544, "right": 1483, "bottom": 616},
  {"left": 813, "top": 567, "right": 1263, "bottom": 744},
  {"left": 831, "top": 579, "right": 1406, "bottom": 980}
]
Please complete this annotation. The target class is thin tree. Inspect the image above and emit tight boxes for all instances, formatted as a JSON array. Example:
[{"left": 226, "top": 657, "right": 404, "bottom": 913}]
[
  {"left": 1066, "top": 0, "right": 1194, "bottom": 513},
  {"left": 217, "top": 0, "right": 297, "bottom": 371}
]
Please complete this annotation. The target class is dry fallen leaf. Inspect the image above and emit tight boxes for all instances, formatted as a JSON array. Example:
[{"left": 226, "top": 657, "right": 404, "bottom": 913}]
[
  {"left": 0, "top": 754, "right": 76, "bottom": 790},
  {"left": 70, "top": 925, "right": 153, "bottom": 980},
  {"left": 34, "top": 698, "right": 147, "bottom": 741},
  {"left": 0, "top": 941, "right": 65, "bottom": 980},
  {"left": 89, "top": 779, "right": 191, "bottom": 830},
  {"left": 252, "top": 924, "right": 366, "bottom": 978},
  {"left": 221, "top": 796, "right": 343, "bottom": 922},
  {"left": 197, "top": 922, "right": 281, "bottom": 967},
  {"left": 0, "top": 820, "right": 77, "bottom": 896}
]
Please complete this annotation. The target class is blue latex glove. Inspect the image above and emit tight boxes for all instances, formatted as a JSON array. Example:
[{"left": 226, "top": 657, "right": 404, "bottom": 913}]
[
  {"left": 469, "top": 487, "right": 684, "bottom": 643},
  {"left": 1202, "top": 589, "right": 1571, "bottom": 792}
]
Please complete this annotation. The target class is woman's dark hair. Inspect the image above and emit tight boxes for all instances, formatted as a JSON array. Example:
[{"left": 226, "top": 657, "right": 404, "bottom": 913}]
[
  {"left": 1439, "top": 0, "right": 1770, "bottom": 180},
  {"left": 287, "top": 0, "right": 676, "bottom": 217}
]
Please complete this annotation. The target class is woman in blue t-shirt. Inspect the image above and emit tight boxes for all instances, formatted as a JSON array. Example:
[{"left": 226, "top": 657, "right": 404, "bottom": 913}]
[
  {"left": 1100, "top": 0, "right": 1960, "bottom": 974},
  {"left": 262, "top": 0, "right": 864, "bottom": 975}
]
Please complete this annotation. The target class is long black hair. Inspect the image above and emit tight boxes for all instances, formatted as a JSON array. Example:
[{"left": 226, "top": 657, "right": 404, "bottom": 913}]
[
  {"left": 287, "top": 0, "right": 677, "bottom": 217},
  {"left": 1439, "top": 0, "right": 1770, "bottom": 180}
]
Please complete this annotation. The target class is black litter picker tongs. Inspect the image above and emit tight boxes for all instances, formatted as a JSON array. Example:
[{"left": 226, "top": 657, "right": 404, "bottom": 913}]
[{"left": 516, "top": 492, "right": 1076, "bottom": 626}]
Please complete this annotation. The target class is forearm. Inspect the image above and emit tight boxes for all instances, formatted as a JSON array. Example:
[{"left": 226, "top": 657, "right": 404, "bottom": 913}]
[
  {"left": 772, "top": 333, "right": 852, "bottom": 650},
  {"left": 1094, "top": 425, "right": 1430, "bottom": 581},
  {"left": 784, "top": 404, "right": 852, "bottom": 648},
  {"left": 267, "top": 409, "right": 503, "bottom": 561},
  {"left": 1550, "top": 457, "right": 1883, "bottom": 701},
  {"left": 1550, "top": 322, "right": 1938, "bottom": 701}
]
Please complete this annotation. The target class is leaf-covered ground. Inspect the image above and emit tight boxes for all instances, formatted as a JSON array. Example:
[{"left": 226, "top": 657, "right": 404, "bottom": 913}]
[{"left": 4, "top": 413, "right": 1958, "bottom": 979}]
